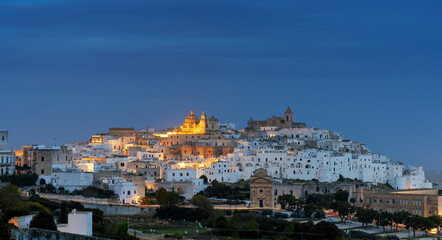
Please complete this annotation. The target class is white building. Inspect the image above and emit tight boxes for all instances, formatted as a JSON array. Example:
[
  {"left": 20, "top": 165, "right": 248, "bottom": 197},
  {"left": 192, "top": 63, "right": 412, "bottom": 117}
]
[
  {"left": 0, "top": 130, "right": 15, "bottom": 176},
  {"left": 58, "top": 209, "right": 92, "bottom": 236},
  {"left": 51, "top": 168, "right": 93, "bottom": 191},
  {"left": 97, "top": 177, "right": 138, "bottom": 204},
  {"left": 225, "top": 126, "right": 432, "bottom": 190}
]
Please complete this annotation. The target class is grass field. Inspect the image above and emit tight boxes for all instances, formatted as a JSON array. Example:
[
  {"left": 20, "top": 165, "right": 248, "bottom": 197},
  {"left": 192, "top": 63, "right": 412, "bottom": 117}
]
[{"left": 105, "top": 215, "right": 206, "bottom": 235}]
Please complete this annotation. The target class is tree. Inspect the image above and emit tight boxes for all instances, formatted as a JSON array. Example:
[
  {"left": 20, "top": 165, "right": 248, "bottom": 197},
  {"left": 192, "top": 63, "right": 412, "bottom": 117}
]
[
  {"left": 83, "top": 208, "right": 103, "bottom": 224},
  {"left": 331, "top": 201, "right": 354, "bottom": 223},
  {"left": 0, "top": 185, "right": 22, "bottom": 209},
  {"left": 156, "top": 188, "right": 167, "bottom": 205},
  {"left": 30, "top": 211, "right": 57, "bottom": 231},
  {"left": 420, "top": 217, "right": 434, "bottom": 236},
  {"left": 191, "top": 195, "right": 213, "bottom": 212},
  {"left": 428, "top": 215, "right": 442, "bottom": 234},
  {"left": 405, "top": 215, "right": 421, "bottom": 237},
  {"left": 288, "top": 197, "right": 303, "bottom": 214},
  {"left": 156, "top": 188, "right": 179, "bottom": 206},
  {"left": 277, "top": 195, "right": 291, "bottom": 209},
  {"left": 81, "top": 186, "right": 115, "bottom": 198},
  {"left": 333, "top": 190, "right": 349, "bottom": 202},
  {"left": 392, "top": 211, "right": 407, "bottom": 231},
  {"left": 381, "top": 211, "right": 394, "bottom": 232},
  {"left": 356, "top": 208, "right": 376, "bottom": 228},
  {"left": 380, "top": 217, "right": 389, "bottom": 232},
  {"left": 58, "top": 202, "right": 68, "bottom": 224},
  {"left": 338, "top": 174, "right": 345, "bottom": 182},
  {"left": 303, "top": 204, "right": 317, "bottom": 218},
  {"left": 315, "top": 221, "right": 341, "bottom": 240}
]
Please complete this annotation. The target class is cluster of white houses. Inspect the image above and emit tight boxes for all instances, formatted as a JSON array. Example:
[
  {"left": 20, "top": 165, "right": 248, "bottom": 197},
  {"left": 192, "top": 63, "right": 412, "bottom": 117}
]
[{"left": 2, "top": 107, "right": 433, "bottom": 204}]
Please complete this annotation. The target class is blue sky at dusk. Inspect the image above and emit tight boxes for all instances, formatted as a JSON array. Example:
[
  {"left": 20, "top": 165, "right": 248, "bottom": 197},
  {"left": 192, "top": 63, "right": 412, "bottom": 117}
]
[{"left": 0, "top": 0, "right": 441, "bottom": 169}]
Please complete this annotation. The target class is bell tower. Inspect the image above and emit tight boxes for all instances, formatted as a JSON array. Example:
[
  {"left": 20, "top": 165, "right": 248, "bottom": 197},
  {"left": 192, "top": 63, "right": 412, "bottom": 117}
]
[{"left": 284, "top": 106, "right": 293, "bottom": 128}]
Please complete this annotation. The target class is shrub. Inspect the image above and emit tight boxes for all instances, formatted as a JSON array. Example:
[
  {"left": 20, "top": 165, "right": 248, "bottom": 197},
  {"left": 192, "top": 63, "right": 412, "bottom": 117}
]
[
  {"left": 261, "top": 209, "right": 273, "bottom": 216},
  {"left": 348, "top": 230, "right": 376, "bottom": 239},
  {"left": 274, "top": 212, "right": 288, "bottom": 219},
  {"left": 29, "top": 211, "right": 57, "bottom": 231}
]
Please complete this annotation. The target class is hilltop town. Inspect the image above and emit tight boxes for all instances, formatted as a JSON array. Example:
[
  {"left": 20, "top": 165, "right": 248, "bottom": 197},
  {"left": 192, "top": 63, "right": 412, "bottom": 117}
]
[{"left": 0, "top": 107, "right": 438, "bottom": 239}]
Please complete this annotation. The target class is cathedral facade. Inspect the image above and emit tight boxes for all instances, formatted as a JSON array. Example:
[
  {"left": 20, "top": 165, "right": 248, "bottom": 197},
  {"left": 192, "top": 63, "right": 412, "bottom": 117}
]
[
  {"left": 247, "top": 106, "right": 306, "bottom": 131},
  {"left": 157, "top": 111, "right": 221, "bottom": 146}
]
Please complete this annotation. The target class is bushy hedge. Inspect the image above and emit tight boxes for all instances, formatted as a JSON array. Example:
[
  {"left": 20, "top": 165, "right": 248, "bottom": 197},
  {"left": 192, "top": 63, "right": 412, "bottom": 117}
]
[
  {"left": 71, "top": 186, "right": 115, "bottom": 198},
  {"left": 2, "top": 174, "right": 38, "bottom": 187},
  {"left": 154, "top": 206, "right": 211, "bottom": 222}
]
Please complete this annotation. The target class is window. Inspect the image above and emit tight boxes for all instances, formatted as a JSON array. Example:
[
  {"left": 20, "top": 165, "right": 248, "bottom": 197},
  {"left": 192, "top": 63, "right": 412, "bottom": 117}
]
[
  {"left": 186, "top": 173, "right": 189, "bottom": 176},
  {"left": 41, "top": 169, "right": 44, "bottom": 174},
  {"left": 41, "top": 156, "right": 44, "bottom": 161},
  {"left": 128, "top": 191, "right": 131, "bottom": 195}
]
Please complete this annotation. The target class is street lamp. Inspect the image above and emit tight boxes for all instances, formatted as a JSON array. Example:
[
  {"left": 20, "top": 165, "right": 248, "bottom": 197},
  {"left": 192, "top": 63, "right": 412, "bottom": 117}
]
[
  {"left": 408, "top": 215, "right": 412, "bottom": 238},
  {"left": 377, "top": 211, "right": 381, "bottom": 229}
]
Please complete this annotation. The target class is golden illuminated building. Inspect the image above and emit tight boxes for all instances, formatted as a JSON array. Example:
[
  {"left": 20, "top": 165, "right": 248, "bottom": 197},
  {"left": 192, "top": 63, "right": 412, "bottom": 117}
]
[
  {"left": 90, "top": 135, "right": 103, "bottom": 144},
  {"left": 82, "top": 157, "right": 106, "bottom": 163},
  {"left": 154, "top": 110, "right": 221, "bottom": 145},
  {"left": 157, "top": 110, "right": 219, "bottom": 136},
  {"left": 174, "top": 158, "right": 220, "bottom": 170},
  {"left": 175, "top": 110, "right": 207, "bottom": 135}
]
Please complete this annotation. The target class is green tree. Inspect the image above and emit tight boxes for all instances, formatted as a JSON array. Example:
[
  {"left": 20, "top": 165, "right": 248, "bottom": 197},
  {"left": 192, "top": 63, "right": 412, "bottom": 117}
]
[
  {"left": 156, "top": 188, "right": 179, "bottom": 206},
  {"left": 277, "top": 195, "right": 291, "bottom": 209},
  {"left": 0, "top": 185, "right": 22, "bottom": 209},
  {"left": 29, "top": 211, "right": 57, "bottom": 231},
  {"left": 356, "top": 208, "right": 376, "bottom": 228},
  {"left": 315, "top": 221, "right": 341, "bottom": 240},
  {"left": 392, "top": 211, "right": 407, "bottom": 231},
  {"left": 156, "top": 188, "right": 168, "bottom": 206},
  {"left": 428, "top": 215, "right": 442, "bottom": 234},
  {"left": 58, "top": 202, "right": 68, "bottom": 224},
  {"left": 333, "top": 190, "right": 349, "bottom": 202},
  {"left": 419, "top": 217, "right": 434, "bottom": 236},
  {"left": 331, "top": 201, "right": 354, "bottom": 223},
  {"left": 405, "top": 215, "right": 421, "bottom": 237},
  {"left": 243, "top": 219, "right": 258, "bottom": 230},
  {"left": 380, "top": 218, "right": 389, "bottom": 232},
  {"left": 191, "top": 195, "right": 213, "bottom": 212}
]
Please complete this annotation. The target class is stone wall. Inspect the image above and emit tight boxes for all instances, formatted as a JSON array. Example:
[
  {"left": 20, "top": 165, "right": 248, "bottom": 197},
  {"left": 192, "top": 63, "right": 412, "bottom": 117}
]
[
  {"left": 81, "top": 203, "right": 157, "bottom": 215},
  {"left": 10, "top": 228, "right": 110, "bottom": 240},
  {"left": 39, "top": 193, "right": 119, "bottom": 204}
]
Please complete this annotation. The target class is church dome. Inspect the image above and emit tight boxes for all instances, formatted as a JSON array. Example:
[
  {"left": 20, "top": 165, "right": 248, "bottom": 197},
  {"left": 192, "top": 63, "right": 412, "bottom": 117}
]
[{"left": 185, "top": 110, "right": 199, "bottom": 124}]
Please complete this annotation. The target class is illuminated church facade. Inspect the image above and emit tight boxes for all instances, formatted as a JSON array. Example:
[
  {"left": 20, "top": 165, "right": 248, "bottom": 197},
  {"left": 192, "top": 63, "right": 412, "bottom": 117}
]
[{"left": 156, "top": 111, "right": 221, "bottom": 146}]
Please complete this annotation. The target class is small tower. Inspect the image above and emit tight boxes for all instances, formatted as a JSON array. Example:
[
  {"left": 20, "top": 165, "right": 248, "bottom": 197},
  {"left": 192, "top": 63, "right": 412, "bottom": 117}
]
[
  {"left": 285, "top": 106, "right": 293, "bottom": 127},
  {"left": 0, "top": 130, "right": 8, "bottom": 150}
]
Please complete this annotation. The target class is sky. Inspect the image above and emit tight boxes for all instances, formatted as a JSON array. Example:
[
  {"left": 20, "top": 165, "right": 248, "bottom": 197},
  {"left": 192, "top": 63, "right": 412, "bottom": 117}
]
[{"left": 0, "top": 0, "right": 441, "bottom": 170}]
